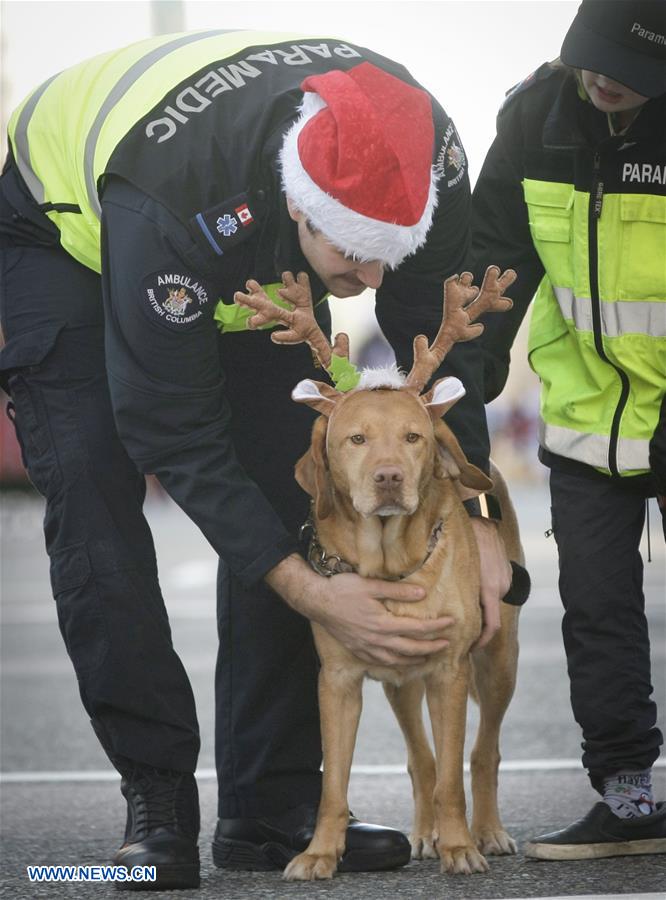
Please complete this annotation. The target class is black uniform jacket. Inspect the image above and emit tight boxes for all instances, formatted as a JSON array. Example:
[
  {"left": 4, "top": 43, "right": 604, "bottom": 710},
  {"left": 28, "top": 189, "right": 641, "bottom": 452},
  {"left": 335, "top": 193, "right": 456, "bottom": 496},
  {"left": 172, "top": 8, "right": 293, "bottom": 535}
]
[{"left": 92, "top": 38, "right": 486, "bottom": 585}]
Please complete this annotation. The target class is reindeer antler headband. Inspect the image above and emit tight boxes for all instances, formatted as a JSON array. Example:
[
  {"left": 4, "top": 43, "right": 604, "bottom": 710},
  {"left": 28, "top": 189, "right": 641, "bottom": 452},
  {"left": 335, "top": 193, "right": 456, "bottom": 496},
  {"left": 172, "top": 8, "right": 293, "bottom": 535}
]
[{"left": 233, "top": 266, "right": 516, "bottom": 401}]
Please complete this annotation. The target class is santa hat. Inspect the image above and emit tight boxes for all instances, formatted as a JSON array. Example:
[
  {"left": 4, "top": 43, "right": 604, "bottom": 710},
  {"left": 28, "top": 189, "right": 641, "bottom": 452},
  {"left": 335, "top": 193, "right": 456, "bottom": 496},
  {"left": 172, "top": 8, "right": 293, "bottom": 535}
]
[{"left": 280, "top": 62, "right": 438, "bottom": 269}]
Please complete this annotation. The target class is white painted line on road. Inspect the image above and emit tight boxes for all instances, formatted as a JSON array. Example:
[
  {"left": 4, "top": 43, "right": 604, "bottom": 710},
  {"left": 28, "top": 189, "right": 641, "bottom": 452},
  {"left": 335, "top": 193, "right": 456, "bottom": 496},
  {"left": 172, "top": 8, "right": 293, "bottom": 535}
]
[
  {"left": 2, "top": 758, "right": 665, "bottom": 784},
  {"left": 499, "top": 895, "right": 663, "bottom": 900},
  {"left": 1, "top": 600, "right": 216, "bottom": 624},
  {"left": 351, "top": 758, "right": 666, "bottom": 774},
  {"left": 1, "top": 770, "right": 121, "bottom": 783},
  {"left": 167, "top": 559, "right": 217, "bottom": 589}
]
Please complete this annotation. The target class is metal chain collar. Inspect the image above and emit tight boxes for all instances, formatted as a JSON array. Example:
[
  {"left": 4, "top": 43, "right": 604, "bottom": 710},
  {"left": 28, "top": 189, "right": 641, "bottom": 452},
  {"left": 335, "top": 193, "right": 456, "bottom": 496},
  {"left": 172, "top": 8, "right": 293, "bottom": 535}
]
[{"left": 299, "top": 506, "right": 444, "bottom": 580}]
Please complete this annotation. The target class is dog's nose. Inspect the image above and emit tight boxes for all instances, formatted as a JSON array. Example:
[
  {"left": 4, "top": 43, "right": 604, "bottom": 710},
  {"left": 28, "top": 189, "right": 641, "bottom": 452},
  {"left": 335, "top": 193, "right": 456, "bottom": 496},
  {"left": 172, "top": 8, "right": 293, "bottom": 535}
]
[{"left": 373, "top": 466, "right": 404, "bottom": 488}]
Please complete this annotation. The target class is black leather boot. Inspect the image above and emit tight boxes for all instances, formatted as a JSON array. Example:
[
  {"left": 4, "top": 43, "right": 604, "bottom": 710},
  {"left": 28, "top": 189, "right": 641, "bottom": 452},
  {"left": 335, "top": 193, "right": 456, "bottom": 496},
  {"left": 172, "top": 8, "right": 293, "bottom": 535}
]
[
  {"left": 113, "top": 763, "right": 200, "bottom": 890},
  {"left": 212, "top": 803, "right": 411, "bottom": 872}
]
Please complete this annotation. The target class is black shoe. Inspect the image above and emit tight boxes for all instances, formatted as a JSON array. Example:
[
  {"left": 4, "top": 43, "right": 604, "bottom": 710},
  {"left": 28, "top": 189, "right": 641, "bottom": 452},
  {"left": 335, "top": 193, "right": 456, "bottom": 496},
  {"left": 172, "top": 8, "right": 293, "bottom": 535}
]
[
  {"left": 212, "top": 803, "right": 411, "bottom": 872},
  {"left": 113, "top": 763, "right": 200, "bottom": 890},
  {"left": 525, "top": 801, "right": 666, "bottom": 860}
]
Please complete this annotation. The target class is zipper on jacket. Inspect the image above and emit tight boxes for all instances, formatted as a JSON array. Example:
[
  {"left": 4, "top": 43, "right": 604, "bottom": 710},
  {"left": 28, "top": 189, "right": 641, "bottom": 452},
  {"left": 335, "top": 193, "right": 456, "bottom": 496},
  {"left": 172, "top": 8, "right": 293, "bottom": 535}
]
[
  {"left": 592, "top": 155, "right": 604, "bottom": 218},
  {"left": 588, "top": 151, "right": 630, "bottom": 476}
]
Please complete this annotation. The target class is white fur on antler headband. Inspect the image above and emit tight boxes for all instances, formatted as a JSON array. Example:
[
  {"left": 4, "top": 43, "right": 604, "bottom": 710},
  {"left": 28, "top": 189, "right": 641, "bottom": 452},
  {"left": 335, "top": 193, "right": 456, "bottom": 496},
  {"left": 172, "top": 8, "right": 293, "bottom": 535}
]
[{"left": 357, "top": 364, "right": 406, "bottom": 390}]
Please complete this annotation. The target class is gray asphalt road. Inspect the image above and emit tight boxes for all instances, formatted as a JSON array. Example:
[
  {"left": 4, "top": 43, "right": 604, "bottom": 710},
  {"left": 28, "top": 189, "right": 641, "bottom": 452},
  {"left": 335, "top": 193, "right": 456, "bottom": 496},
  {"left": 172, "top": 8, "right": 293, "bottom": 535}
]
[{"left": 1, "top": 483, "right": 665, "bottom": 899}]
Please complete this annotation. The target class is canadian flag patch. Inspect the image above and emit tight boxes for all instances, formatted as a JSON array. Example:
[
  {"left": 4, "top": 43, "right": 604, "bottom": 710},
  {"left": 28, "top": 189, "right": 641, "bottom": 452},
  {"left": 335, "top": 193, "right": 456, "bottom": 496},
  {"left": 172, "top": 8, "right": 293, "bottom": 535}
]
[
  {"left": 192, "top": 191, "right": 263, "bottom": 257},
  {"left": 235, "top": 203, "right": 254, "bottom": 227}
]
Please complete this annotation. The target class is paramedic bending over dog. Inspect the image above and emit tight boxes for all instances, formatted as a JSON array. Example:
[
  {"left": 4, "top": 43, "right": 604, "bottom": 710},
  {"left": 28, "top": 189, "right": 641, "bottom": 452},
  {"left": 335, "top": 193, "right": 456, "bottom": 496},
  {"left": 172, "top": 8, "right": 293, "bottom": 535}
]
[
  {"left": 0, "top": 33, "right": 511, "bottom": 890},
  {"left": 472, "top": 0, "right": 666, "bottom": 861}
]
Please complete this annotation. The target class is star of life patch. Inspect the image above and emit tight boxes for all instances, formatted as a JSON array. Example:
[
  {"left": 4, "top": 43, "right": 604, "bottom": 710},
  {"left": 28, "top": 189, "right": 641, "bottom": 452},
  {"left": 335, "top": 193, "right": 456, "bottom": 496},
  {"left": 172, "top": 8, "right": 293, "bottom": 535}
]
[{"left": 142, "top": 271, "right": 210, "bottom": 330}]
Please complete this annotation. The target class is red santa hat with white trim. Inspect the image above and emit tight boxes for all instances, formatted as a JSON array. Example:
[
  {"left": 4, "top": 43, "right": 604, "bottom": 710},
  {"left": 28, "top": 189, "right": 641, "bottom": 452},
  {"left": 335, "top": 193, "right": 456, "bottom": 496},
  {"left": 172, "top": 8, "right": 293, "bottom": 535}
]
[{"left": 280, "top": 62, "right": 438, "bottom": 269}]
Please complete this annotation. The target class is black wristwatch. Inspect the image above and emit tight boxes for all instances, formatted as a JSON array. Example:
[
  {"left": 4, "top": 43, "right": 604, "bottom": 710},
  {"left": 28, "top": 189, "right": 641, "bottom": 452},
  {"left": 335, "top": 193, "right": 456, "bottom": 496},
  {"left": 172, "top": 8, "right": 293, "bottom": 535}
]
[{"left": 462, "top": 493, "right": 502, "bottom": 521}]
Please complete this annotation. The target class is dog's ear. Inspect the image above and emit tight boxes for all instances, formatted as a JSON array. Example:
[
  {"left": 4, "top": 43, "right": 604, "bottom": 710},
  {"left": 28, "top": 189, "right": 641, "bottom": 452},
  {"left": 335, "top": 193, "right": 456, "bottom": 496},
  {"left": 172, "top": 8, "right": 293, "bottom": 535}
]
[
  {"left": 425, "top": 378, "right": 491, "bottom": 489},
  {"left": 295, "top": 416, "right": 334, "bottom": 519},
  {"left": 292, "top": 379, "right": 341, "bottom": 417},
  {"left": 422, "top": 376, "right": 466, "bottom": 419},
  {"left": 432, "top": 419, "right": 493, "bottom": 491}
]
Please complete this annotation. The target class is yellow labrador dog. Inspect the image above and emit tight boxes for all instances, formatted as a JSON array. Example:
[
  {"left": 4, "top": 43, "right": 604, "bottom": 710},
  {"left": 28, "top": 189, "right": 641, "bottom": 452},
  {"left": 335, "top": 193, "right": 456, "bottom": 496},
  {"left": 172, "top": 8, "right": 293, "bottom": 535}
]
[{"left": 236, "top": 268, "right": 525, "bottom": 880}]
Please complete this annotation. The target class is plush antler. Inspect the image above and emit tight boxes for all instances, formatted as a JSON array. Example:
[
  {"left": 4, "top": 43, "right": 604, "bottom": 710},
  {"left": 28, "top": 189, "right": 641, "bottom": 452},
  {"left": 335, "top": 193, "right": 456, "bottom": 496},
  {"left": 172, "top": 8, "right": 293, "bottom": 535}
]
[
  {"left": 234, "top": 271, "right": 349, "bottom": 370},
  {"left": 404, "top": 266, "right": 516, "bottom": 394}
]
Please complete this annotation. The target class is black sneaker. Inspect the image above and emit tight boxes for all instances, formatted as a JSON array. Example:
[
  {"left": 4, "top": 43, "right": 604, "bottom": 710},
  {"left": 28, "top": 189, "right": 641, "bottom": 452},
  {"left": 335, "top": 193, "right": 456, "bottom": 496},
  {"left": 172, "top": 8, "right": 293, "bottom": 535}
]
[
  {"left": 113, "top": 763, "right": 200, "bottom": 890},
  {"left": 212, "top": 803, "right": 411, "bottom": 872},
  {"left": 525, "top": 801, "right": 666, "bottom": 860}
]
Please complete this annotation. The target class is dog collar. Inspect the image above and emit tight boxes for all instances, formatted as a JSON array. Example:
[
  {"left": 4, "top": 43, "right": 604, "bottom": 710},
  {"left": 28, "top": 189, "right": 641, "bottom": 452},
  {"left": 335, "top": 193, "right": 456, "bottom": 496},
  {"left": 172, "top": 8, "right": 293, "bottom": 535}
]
[
  {"left": 300, "top": 517, "right": 355, "bottom": 577},
  {"left": 299, "top": 509, "right": 444, "bottom": 580}
]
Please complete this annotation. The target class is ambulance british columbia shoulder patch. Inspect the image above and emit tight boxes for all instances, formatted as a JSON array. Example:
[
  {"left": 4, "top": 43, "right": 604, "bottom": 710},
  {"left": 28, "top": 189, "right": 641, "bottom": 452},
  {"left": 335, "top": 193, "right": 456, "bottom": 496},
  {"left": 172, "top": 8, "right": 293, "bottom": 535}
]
[{"left": 142, "top": 271, "right": 211, "bottom": 331}]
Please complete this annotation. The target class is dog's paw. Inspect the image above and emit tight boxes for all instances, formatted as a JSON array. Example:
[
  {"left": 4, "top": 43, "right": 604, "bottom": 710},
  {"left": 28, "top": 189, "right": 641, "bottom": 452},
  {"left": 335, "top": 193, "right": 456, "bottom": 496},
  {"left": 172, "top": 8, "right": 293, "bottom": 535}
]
[
  {"left": 410, "top": 833, "right": 438, "bottom": 860},
  {"left": 283, "top": 852, "right": 338, "bottom": 881},
  {"left": 439, "top": 845, "right": 489, "bottom": 875},
  {"left": 473, "top": 826, "right": 517, "bottom": 856}
]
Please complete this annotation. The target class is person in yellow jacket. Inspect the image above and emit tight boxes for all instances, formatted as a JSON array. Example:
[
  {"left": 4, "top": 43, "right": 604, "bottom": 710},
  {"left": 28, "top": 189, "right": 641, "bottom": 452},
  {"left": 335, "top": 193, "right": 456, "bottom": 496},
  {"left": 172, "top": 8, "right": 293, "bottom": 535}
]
[
  {"left": 473, "top": 0, "right": 666, "bottom": 860},
  {"left": 0, "top": 32, "right": 514, "bottom": 888}
]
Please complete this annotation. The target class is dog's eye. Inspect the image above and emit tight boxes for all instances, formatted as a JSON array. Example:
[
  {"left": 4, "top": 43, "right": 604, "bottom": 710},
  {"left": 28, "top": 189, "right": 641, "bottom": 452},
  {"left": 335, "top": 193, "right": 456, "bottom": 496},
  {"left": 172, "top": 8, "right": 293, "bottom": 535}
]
[
  {"left": 350, "top": 434, "right": 366, "bottom": 445},
  {"left": 406, "top": 432, "right": 421, "bottom": 443}
]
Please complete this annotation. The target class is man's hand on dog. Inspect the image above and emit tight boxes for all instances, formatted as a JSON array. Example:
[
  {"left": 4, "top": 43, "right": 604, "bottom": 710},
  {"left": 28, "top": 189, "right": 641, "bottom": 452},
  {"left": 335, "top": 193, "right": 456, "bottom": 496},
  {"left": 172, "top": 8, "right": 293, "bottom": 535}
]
[
  {"left": 469, "top": 518, "right": 512, "bottom": 650},
  {"left": 266, "top": 555, "right": 454, "bottom": 667}
]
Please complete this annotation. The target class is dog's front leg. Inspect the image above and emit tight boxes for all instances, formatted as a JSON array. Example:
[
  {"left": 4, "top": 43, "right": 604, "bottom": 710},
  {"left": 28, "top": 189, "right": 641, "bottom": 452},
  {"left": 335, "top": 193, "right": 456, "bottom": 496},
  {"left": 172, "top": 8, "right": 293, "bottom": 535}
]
[
  {"left": 425, "top": 660, "right": 489, "bottom": 874},
  {"left": 283, "top": 663, "right": 364, "bottom": 881},
  {"left": 383, "top": 679, "right": 437, "bottom": 859}
]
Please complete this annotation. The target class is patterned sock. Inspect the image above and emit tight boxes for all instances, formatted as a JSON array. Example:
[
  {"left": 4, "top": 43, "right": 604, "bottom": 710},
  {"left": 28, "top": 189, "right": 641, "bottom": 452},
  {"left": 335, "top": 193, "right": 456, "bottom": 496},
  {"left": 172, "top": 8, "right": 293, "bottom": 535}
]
[{"left": 602, "top": 769, "right": 655, "bottom": 819}]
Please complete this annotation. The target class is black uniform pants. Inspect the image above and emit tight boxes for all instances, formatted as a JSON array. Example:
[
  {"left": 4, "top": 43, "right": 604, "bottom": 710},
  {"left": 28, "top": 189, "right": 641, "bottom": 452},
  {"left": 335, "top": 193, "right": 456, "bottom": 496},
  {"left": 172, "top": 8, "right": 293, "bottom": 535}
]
[
  {"left": 550, "top": 468, "right": 663, "bottom": 792},
  {"left": 0, "top": 166, "right": 322, "bottom": 818}
]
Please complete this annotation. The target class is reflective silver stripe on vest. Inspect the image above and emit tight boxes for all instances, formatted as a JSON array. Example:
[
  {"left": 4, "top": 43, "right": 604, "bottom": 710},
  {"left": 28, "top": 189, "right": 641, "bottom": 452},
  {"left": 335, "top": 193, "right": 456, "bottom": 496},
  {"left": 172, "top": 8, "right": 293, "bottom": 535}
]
[
  {"left": 540, "top": 420, "right": 650, "bottom": 471},
  {"left": 12, "top": 74, "right": 60, "bottom": 203},
  {"left": 553, "top": 286, "right": 666, "bottom": 338},
  {"left": 84, "top": 29, "right": 231, "bottom": 218}
]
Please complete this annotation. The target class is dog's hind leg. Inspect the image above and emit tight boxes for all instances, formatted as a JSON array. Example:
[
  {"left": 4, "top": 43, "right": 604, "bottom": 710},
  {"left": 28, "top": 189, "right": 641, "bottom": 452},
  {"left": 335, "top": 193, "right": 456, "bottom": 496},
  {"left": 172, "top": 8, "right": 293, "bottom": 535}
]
[
  {"left": 425, "top": 660, "right": 489, "bottom": 874},
  {"left": 383, "top": 679, "right": 437, "bottom": 859},
  {"left": 469, "top": 612, "right": 519, "bottom": 856},
  {"left": 283, "top": 664, "right": 364, "bottom": 881}
]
